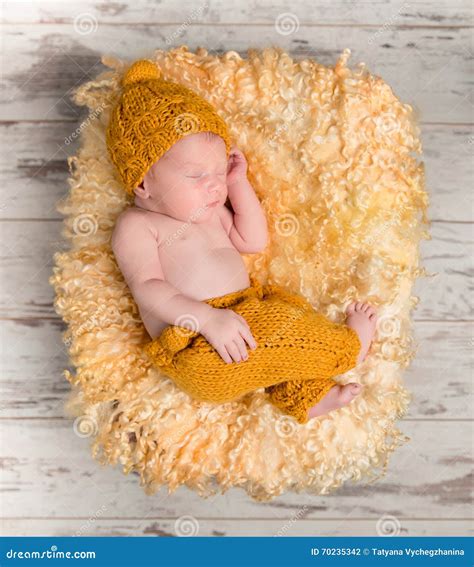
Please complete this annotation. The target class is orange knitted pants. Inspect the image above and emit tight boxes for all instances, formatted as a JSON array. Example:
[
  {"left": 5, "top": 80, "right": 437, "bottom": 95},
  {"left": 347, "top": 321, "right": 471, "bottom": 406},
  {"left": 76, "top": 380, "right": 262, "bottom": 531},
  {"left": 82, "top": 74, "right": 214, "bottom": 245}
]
[{"left": 143, "top": 275, "right": 362, "bottom": 424}]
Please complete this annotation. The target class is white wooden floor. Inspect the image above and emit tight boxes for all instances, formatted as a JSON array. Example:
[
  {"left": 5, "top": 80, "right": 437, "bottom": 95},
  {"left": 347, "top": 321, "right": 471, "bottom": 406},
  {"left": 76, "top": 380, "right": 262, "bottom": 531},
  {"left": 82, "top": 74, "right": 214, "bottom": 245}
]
[{"left": 0, "top": 1, "right": 472, "bottom": 538}]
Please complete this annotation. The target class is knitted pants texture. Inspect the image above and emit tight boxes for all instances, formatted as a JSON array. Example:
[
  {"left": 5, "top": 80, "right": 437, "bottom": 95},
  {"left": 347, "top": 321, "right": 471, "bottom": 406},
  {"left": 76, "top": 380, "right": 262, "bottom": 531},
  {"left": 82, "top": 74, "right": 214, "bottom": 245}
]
[{"left": 143, "top": 276, "right": 361, "bottom": 424}]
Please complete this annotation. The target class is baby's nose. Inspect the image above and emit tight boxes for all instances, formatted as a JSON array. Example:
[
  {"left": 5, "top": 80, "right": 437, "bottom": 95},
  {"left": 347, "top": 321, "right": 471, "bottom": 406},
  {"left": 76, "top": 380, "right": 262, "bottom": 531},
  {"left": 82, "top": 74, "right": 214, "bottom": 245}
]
[{"left": 206, "top": 176, "right": 224, "bottom": 191}]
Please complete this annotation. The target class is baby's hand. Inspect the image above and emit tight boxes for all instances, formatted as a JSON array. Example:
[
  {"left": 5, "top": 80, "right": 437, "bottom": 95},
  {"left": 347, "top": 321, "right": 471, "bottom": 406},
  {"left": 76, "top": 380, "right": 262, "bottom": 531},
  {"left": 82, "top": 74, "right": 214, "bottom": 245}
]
[
  {"left": 226, "top": 145, "right": 248, "bottom": 187},
  {"left": 200, "top": 308, "right": 257, "bottom": 364}
]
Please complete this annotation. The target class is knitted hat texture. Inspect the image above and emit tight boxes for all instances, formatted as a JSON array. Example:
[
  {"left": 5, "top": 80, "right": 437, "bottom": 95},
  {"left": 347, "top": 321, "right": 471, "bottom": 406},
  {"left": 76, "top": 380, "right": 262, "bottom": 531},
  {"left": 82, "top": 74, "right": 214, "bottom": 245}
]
[{"left": 106, "top": 59, "right": 232, "bottom": 195}]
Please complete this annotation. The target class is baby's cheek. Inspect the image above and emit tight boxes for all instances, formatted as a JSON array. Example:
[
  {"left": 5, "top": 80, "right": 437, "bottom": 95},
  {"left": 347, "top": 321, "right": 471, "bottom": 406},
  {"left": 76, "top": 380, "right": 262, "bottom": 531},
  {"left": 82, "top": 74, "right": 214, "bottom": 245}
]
[{"left": 180, "top": 191, "right": 205, "bottom": 218}]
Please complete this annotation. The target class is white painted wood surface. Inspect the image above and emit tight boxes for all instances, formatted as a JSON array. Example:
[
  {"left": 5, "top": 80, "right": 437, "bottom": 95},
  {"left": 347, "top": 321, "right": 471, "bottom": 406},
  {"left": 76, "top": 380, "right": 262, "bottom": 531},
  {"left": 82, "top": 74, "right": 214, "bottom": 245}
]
[{"left": 0, "top": 0, "right": 472, "bottom": 537}]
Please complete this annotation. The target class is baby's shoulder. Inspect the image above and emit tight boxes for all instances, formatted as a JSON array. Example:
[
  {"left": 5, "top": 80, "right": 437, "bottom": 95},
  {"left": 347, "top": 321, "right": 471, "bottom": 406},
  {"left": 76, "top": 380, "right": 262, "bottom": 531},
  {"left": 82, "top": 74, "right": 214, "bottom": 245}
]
[
  {"left": 116, "top": 206, "right": 160, "bottom": 229},
  {"left": 116, "top": 205, "right": 151, "bottom": 223},
  {"left": 112, "top": 206, "right": 159, "bottom": 245}
]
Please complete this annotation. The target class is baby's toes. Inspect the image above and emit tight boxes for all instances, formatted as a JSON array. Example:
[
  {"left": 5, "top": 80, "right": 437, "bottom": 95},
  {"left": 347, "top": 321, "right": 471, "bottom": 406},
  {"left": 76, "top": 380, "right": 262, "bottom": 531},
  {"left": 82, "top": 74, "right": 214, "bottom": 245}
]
[
  {"left": 360, "top": 303, "right": 371, "bottom": 312},
  {"left": 367, "top": 306, "right": 377, "bottom": 319},
  {"left": 346, "top": 302, "right": 356, "bottom": 314},
  {"left": 355, "top": 302, "right": 364, "bottom": 311}
]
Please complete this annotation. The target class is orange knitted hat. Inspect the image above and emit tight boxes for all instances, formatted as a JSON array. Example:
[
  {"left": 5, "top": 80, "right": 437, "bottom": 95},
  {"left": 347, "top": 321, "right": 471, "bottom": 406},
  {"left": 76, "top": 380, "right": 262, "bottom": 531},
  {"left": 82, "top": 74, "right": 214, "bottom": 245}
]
[{"left": 106, "top": 59, "right": 232, "bottom": 195}]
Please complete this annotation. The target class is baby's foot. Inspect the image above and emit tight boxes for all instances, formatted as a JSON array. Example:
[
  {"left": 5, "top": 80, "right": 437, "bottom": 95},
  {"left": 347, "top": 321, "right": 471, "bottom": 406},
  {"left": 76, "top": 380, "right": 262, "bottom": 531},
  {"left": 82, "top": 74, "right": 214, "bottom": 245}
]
[
  {"left": 345, "top": 301, "right": 378, "bottom": 364},
  {"left": 307, "top": 383, "right": 363, "bottom": 419}
]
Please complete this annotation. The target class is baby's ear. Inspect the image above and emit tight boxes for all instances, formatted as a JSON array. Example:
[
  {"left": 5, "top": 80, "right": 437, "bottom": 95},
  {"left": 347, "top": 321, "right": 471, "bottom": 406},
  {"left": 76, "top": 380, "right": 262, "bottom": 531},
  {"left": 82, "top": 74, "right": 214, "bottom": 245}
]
[{"left": 133, "top": 180, "right": 145, "bottom": 197}]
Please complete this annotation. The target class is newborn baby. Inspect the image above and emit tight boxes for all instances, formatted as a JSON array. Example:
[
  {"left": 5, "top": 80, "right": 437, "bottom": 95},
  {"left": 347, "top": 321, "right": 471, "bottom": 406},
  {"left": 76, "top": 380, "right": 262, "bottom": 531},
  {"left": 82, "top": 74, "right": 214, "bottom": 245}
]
[{"left": 108, "top": 59, "right": 378, "bottom": 424}]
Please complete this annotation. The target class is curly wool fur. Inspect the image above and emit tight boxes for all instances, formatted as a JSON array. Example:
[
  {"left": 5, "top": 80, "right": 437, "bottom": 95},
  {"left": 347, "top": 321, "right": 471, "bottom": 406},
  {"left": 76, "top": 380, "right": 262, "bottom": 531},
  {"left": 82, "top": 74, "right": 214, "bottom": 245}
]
[{"left": 49, "top": 46, "right": 430, "bottom": 501}]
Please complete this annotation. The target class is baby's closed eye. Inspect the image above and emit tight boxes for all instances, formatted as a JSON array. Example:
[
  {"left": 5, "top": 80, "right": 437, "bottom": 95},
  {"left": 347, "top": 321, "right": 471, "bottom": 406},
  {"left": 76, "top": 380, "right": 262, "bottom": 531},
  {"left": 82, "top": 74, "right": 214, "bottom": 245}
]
[{"left": 185, "top": 171, "right": 227, "bottom": 179}]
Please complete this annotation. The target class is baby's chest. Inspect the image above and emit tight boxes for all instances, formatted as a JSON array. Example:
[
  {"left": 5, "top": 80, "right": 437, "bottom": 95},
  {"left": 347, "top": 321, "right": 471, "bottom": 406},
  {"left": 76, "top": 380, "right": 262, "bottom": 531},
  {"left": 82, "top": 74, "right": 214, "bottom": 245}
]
[{"left": 158, "top": 222, "right": 233, "bottom": 261}]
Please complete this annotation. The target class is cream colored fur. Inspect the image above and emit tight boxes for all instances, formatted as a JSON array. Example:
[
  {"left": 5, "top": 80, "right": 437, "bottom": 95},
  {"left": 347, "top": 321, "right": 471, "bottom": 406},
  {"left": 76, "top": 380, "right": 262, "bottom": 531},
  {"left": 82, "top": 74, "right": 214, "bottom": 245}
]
[{"left": 49, "top": 46, "right": 430, "bottom": 501}]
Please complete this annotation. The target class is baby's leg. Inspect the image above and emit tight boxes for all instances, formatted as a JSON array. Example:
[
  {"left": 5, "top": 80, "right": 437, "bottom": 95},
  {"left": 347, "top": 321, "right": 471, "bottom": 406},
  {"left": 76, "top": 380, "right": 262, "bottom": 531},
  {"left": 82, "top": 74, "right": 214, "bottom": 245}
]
[
  {"left": 307, "top": 301, "right": 377, "bottom": 419},
  {"left": 346, "top": 301, "right": 378, "bottom": 364}
]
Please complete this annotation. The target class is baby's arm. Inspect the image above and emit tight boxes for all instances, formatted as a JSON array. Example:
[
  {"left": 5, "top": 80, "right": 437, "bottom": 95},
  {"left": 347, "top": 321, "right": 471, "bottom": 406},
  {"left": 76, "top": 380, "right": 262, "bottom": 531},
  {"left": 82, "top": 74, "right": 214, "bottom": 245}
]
[
  {"left": 111, "top": 212, "right": 257, "bottom": 363},
  {"left": 225, "top": 147, "right": 268, "bottom": 252},
  {"left": 111, "top": 212, "right": 215, "bottom": 337}
]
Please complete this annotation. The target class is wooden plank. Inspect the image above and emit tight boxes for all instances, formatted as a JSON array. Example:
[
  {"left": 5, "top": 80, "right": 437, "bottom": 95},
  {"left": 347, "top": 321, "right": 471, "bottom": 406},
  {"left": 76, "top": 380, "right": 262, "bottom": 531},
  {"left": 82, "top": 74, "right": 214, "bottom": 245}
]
[
  {"left": 0, "top": 318, "right": 70, "bottom": 417},
  {"left": 1, "top": 122, "right": 471, "bottom": 222},
  {"left": 0, "top": 319, "right": 471, "bottom": 419},
  {"left": 0, "top": 220, "right": 63, "bottom": 318},
  {"left": 0, "top": 420, "right": 471, "bottom": 519},
  {"left": 0, "top": 121, "right": 73, "bottom": 220},
  {"left": 412, "top": 221, "right": 473, "bottom": 321},
  {"left": 2, "top": 0, "right": 472, "bottom": 27},
  {"left": 0, "top": 518, "right": 471, "bottom": 537},
  {"left": 1, "top": 24, "right": 472, "bottom": 122},
  {"left": 0, "top": 220, "right": 470, "bottom": 320},
  {"left": 404, "top": 322, "right": 473, "bottom": 418},
  {"left": 421, "top": 125, "right": 473, "bottom": 222}
]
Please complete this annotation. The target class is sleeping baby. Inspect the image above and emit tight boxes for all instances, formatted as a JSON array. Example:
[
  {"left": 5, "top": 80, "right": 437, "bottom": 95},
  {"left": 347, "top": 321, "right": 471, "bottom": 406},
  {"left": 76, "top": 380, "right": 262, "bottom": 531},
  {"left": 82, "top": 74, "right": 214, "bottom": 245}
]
[{"left": 107, "top": 59, "right": 378, "bottom": 424}]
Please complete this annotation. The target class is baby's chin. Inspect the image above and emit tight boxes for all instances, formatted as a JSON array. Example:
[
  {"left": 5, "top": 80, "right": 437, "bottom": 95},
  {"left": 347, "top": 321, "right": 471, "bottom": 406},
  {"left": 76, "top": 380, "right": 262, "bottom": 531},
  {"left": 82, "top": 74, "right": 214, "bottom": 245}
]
[{"left": 189, "top": 203, "right": 219, "bottom": 222}]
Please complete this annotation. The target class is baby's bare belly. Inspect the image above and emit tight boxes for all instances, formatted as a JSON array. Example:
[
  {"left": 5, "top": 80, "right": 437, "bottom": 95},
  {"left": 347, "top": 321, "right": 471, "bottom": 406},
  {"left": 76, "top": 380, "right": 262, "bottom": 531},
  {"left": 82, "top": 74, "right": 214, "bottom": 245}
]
[
  {"left": 142, "top": 222, "right": 250, "bottom": 337},
  {"left": 161, "top": 246, "right": 250, "bottom": 299}
]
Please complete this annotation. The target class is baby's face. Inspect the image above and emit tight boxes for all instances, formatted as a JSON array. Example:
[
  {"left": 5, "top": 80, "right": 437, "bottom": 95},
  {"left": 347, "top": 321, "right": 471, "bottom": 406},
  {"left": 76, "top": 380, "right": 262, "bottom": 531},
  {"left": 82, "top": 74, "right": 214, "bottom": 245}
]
[{"left": 134, "top": 132, "right": 228, "bottom": 223}]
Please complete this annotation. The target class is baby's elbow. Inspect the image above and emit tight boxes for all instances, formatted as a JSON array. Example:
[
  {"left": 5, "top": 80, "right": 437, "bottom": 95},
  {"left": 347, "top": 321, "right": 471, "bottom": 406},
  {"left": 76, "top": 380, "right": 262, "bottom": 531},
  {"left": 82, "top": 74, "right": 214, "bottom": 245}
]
[{"left": 245, "top": 236, "right": 268, "bottom": 254}]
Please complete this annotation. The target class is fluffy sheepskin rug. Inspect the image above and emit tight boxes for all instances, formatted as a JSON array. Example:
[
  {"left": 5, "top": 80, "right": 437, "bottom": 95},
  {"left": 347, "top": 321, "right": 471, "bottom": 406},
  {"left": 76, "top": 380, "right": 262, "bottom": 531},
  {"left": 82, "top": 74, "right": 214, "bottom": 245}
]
[{"left": 49, "top": 46, "right": 430, "bottom": 501}]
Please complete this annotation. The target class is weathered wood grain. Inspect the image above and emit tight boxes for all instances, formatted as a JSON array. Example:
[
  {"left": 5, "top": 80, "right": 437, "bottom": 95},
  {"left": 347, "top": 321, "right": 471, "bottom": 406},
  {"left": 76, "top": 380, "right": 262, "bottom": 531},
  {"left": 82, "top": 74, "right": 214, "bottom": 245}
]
[
  {"left": 0, "top": 518, "right": 471, "bottom": 537},
  {"left": 1, "top": 0, "right": 471, "bottom": 538},
  {"left": 412, "top": 221, "right": 473, "bottom": 320},
  {"left": 1, "top": 25, "right": 472, "bottom": 122},
  {"left": 0, "top": 420, "right": 471, "bottom": 521},
  {"left": 2, "top": 0, "right": 472, "bottom": 27},
  {"left": 0, "top": 319, "right": 471, "bottom": 419},
  {"left": 1, "top": 122, "right": 472, "bottom": 221},
  {"left": 0, "top": 121, "right": 73, "bottom": 221},
  {"left": 0, "top": 220, "right": 470, "bottom": 320}
]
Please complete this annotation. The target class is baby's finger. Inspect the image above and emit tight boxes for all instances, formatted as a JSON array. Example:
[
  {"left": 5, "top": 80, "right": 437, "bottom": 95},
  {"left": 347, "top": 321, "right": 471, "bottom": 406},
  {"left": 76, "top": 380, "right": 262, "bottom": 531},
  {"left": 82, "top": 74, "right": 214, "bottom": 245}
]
[
  {"left": 233, "top": 337, "right": 249, "bottom": 362},
  {"left": 215, "top": 343, "right": 233, "bottom": 364},
  {"left": 225, "top": 340, "right": 242, "bottom": 363},
  {"left": 239, "top": 324, "right": 257, "bottom": 350}
]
